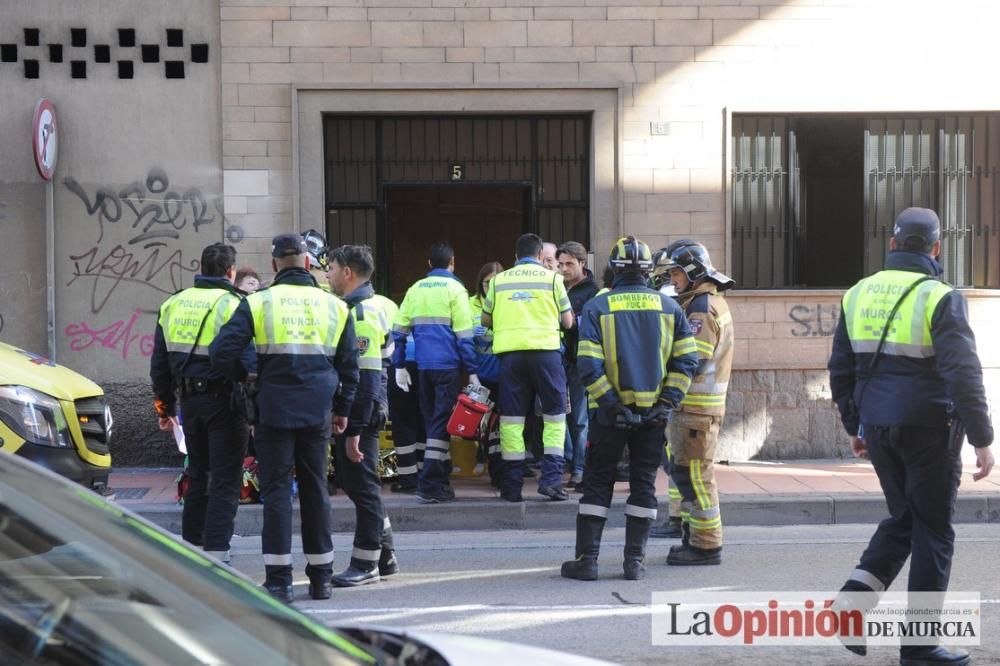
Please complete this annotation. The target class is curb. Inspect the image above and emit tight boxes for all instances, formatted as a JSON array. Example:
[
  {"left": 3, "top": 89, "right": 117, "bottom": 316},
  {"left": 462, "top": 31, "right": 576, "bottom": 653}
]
[{"left": 130, "top": 493, "right": 1000, "bottom": 535}]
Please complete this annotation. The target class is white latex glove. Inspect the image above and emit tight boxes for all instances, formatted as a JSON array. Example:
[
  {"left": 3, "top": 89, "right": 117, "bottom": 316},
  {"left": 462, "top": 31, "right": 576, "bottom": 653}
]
[
  {"left": 468, "top": 373, "right": 481, "bottom": 387},
  {"left": 395, "top": 368, "right": 412, "bottom": 392}
]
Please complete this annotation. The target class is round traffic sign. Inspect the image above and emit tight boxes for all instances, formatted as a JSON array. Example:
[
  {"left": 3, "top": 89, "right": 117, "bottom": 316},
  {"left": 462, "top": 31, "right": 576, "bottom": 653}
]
[{"left": 32, "top": 98, "right": 58, "bottom": 181}]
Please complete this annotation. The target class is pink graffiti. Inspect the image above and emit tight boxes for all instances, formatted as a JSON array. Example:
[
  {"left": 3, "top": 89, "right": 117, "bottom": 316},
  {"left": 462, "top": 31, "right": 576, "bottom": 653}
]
[{"left": 64, "top": 309, "right": 154, "bottom": 361}]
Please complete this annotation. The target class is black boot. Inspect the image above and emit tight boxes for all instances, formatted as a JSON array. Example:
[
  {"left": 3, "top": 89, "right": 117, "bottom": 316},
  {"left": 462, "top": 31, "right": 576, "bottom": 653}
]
[
  {"left": 832, "top": 579, "right": 880, "bottom": 656},
  {"left": 668, "top": 519, "right": 691, "bottom": 554},
  {"left": 331, "top": 563, "right": 380, "bottom": 588},
  {"left": 264, "top": 565, "right": 294, "bottom": 603},
  {"left": 308, "top": 571, "right": 332, "bottom": 600},
  {"left": 900, "top": 646, "right": 970, "bottom": 666},
  {"left": 379, "top": 550, "right": 399, "bottom": 576},
  {"left": 379, "top": 523, "right": 399, "bottom": 576},
  {"left": 650, "top": 517, "right": 682, "bottom": 539},
  {"left": 623, "top": 516, "right": 652, "bottom": 580},
  {"left": 263, "top": 582, "right": 295, "bottom": 604},
  {"left": 561, "top": 514, "right": 605, "bottom": 581},
  {"left": 667, "top": 544, "right": 721, "bottom": 566}
]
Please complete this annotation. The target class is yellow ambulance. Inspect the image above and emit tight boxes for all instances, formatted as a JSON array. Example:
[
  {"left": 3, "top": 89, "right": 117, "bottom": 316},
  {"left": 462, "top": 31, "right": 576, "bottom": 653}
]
[{"left": 0, "top": 342, "right": 112, "bottom": 493}]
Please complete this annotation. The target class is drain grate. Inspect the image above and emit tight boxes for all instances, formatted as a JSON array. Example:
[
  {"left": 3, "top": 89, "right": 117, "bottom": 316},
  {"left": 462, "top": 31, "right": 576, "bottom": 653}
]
[{"left": 111, "top": 487, "right": 149, "bottom": 500}]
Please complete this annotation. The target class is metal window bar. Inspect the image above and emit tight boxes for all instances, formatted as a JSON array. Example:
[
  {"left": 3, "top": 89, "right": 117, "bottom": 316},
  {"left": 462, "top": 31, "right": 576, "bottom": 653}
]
[
  {"left": 733, "top": 113, "right": 999, "bottom": 289},
  {"left": 730, "top": 116, "right": 788, "bottom": 288}
]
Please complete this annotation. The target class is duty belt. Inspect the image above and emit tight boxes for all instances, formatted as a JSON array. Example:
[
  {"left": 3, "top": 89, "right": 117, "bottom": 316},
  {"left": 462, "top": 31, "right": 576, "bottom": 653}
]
[{"left": 179, "top": 377, "right": 230, "bottom": 396}]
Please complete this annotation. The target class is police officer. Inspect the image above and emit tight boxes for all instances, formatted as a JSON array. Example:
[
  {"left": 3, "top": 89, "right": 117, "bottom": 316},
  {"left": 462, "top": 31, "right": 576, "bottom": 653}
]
[
  {"left": 392, "top": 243, "right": 479, "bottom": 504},
  {"left": 326, "top": 245, "right": 399, "bottom": 586},
  {"left": 210, "top": 233, "right": 359, "bottom": 604},
  {"left": 303, "top": 228, "right": 331, "bottom": 291},
  {"left": 151, "top": 243, "right": 252, "bottom": 563},
  {"left": 482, "top": 233, "right": 575, "bottom": 502},
  {"left": 828, "top": 208, "right": 994, "bottom": 665},
  {"left": 561, "top": 236, "right": 698, "bottom": 581},
  {"left": 656, "top": 242, "right": 736, "bottom": 567}
]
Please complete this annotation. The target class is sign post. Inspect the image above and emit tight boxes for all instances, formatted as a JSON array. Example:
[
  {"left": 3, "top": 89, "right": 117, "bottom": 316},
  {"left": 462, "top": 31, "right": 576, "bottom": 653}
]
[{"left": 32, "top": 99, "right": 58, "bottom": 361}]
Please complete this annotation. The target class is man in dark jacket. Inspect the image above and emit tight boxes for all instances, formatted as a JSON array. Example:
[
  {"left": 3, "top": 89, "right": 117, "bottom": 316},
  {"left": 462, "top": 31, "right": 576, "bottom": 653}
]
[
  {"left": 151, "top": 243, "right": 253, "bottom": 564},
  {"left": 557, "top": 241, "right": 600, "bottom": 486},
  {"left": 210, "top": 233, "right": 360, "bottom": 604},
  {"left": 326, "top": 244, "right": 399, "bottom": 587},
  {"left": 828, "top": 207, "right": 994, "bottom": 666}
]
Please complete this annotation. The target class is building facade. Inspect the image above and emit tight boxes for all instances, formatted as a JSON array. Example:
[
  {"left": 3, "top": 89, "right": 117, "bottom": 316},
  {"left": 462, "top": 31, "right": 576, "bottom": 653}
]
[{"left": 1, "top": 0, "right": 997, "bottom": 464}]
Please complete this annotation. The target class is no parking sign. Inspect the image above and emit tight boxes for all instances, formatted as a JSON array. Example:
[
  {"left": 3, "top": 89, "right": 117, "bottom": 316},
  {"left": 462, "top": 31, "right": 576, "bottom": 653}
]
[{"left": 32, "top": 98, "right": 58, "bottom": 181}]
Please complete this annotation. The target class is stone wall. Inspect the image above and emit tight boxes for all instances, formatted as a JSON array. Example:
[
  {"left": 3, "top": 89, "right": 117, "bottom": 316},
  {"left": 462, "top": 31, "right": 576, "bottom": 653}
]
[
  {"left": 0, "top": 0, "right": 223, "bottom": 458},
  {"left": 722, "top": 369, "right": 838, "bottom": 460},
  {"left": 719, "top": 291, "right": 1000, "bottom": 461}
]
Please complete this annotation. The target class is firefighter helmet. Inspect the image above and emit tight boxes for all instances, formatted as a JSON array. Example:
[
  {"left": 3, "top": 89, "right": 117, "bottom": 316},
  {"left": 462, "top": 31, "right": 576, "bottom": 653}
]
[
  {"left": 302, "top": 229, "right": 330, "bottom": 272},
  {"left": 608, "top": 236, "right": 654, "bottom": 273},
  {"left": 651, "top": 247, "right": 673, "bottom": 290},
  {"left": 659, "top": 240, "right": 735, "bottom": 291}
]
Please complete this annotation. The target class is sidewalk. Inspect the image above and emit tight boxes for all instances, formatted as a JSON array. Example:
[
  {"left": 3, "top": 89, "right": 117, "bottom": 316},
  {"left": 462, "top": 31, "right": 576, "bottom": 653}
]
[{"left": 110, "top": 460, "right": 1000, "bottom": 534}]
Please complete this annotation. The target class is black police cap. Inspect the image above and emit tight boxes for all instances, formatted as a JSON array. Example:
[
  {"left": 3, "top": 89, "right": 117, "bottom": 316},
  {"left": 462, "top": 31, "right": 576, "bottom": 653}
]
[
  {"left": 893, "top": 207, "right": 940, "bottom": 252},
  {"left": 271, "top": 233, "right": 308, "bottom": 258}
]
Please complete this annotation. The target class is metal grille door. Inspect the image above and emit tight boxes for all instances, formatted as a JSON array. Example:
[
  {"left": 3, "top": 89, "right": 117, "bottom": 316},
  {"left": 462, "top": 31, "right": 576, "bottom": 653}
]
[{"left": 323, "top": 114, "right": 590, "bottom": 292}]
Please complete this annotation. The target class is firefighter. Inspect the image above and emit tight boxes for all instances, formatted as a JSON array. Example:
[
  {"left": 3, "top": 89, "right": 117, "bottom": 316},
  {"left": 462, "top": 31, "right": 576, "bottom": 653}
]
[
  {"left": 561, "top": 236, "right": 698, "bottom": 581},
  {"left": 391, "top": 243, "right": 479, "bottom": 504},
  {"left": 651, "top": 241, "right": 736, "bottom": 565},
  {"left": 210, "top": 233, "right": 360, "bottom": 604},
  {"left": 303, "top": 228, "right": 331, "bottom": 291},
  {"left": 482, "top": 233, "right": 574, "bottom": 502},
  {"left": 648, "top": 249, "right": 683, "bottom": 538},
  {"left": 828, "top": 208, "right": 994, "bottom": 665},
  {"left": 150, "top": 243, "right": 252, "bottom": 564},
  {"left": 326, "top": 245, "right": 399, "bottom": 586}
]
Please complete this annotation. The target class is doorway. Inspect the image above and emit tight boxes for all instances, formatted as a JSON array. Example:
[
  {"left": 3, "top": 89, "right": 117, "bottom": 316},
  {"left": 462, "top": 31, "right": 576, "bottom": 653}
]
[
  {"left": 323, "top": 115, "right": 590, "bottom": 297},
  {"left": 794, "top": 117, "right": 865, "bottom": 287},
  {"left": 384, "top": 185, "right": 529, "bottom": 302}
]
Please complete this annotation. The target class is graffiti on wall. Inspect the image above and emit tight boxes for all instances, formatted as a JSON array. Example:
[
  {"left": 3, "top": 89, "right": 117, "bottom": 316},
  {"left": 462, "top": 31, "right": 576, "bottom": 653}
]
[
  {"left": 63, "top": 309, "right": 154, "bottom": 361},
  {"left": 63, "top": 167, "right": 222, "bottom": 314},
  {"left": 788, "top": 304, "right": 840, "bottom": 337}
]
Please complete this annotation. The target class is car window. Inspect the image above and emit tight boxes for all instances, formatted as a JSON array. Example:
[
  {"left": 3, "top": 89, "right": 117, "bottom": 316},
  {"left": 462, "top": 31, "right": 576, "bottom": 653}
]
[{"left": 0, "top": 475, "right": 374, "bottom": 666}]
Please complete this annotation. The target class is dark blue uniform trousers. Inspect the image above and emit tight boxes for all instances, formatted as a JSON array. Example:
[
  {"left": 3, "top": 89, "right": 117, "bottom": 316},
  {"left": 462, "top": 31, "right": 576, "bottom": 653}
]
[
  {"left": 255, "top": 422, "right": 333, "bottom": 586},
  {"left": 333, "top": 417, "right": 395, "bottom": 572},
  {"left": 416, "top": 368, "right": 461, "bottom": 496},
  {"left": 180, "top": 387, "right": 247, "bottom": 554},
  {"left": 497, "top": 350, "right": 567, "bottom": 493},
  {"left": 853, "top": 424, "right": 963, "bottom": 593},
  {"left": 579, "top": 421, "right": 661, "bottom": 520},
  {"left": 388, "top": 360, "right": 425, "bottom": 482}
]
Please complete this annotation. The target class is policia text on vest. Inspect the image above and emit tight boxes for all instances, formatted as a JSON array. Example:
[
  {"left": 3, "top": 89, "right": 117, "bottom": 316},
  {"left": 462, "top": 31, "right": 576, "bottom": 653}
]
[
  {"left": 828, "top": 208, "right": 993, "bottom": 664},
  {"left": 151, "top": 244, "right": 255, "bottom": 564},
  {"left": 210, "top": 233, "right": 360, "bottom": 603}
]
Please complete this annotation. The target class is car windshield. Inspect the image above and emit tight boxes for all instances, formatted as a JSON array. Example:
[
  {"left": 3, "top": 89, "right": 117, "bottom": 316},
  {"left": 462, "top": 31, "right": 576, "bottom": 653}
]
[{"left": 0, "top": 460, "right": 374, "bottom": 665}]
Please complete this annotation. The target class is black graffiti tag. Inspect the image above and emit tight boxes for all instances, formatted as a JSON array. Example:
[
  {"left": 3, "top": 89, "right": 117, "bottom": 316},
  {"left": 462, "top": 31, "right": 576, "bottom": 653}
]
[
  {"left": 68, "top": 243, "right": 199, "bottom": 314},
  {"left": 63, "top": 167, "right": 218, "bottom": 246},
  {"left": 789, "top": 304, "right": 841, "bottom": 337}
]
